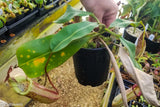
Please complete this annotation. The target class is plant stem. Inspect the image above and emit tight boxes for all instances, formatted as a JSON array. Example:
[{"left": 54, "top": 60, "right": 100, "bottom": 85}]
[
  {"left": 152, "top": 17, "right": 157, "bottom": 33},
  {"left": 104, "top": 28, "right": 121, "bottom": 38},
  {"left": 44, "top": 52, "right": 59, "bottom": 94},
  {"left": 90, "top": 14, "right": 101, "bottom": 24},
  {"left": 98, "top": 37, "right": 128, "bottom": 107}
]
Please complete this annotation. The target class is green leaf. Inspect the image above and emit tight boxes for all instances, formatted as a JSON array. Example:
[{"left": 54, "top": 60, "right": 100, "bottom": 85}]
[
  {"left": 16, "top": 34, "right": 90, "bottom": 78},
  {"left": 110, "top": 19, "right": 140, "bottom": 28},
  {"left": 50, "top": 21, "right": 98, "bottom": 52},
  {"left": 35, "top": 0, "right": 43, "bottom": 5},
  {"left": 0, "top": 16, "right": 6, "bottom": 24},
  {"left": 0, "top": 20, "right": 3, "bottom": 28},
  {"left": 54, "top": 5, "right": 93, "bottom": 23},
  {"left": 151, "top": 0, "right": 160, "bottom": 18},
  {"left": 120, "top": 37, "right": 142, "bottom": 70},
  {"left": 139, "top": 1, "right": 152, "bottom": 18},
  {"left": 121, "top": 4, "right": 132, "bottom": 17},
  {"left": 126, "top": 0, "right": 147, "bottom": 17}
]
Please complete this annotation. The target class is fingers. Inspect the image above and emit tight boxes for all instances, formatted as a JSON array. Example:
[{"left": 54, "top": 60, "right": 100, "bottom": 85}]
[
  {"left": 80, "top": 0, "right": 118, "bottom": 27},
  {"left": 89, "top": 10, "right": 103, "bottom": 23},
  {"left": 103, "top": 3, "right": 118, "bottom": 27},
  {"left": 103, "top": 12, "right": 117, "bottom": 27}
]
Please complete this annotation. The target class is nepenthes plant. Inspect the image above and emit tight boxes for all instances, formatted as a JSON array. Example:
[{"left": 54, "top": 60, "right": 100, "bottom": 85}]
[{"left": 5, "top": 5, "right": 160, "bottom": 106}]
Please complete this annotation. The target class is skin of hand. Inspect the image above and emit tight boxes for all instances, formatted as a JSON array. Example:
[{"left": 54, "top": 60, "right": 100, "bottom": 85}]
[{"left": 80, "top": 0, "right": 118, "bottom": 27}]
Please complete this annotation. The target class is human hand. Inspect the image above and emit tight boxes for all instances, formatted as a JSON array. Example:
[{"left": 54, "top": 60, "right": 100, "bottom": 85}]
[{"left": 80, "top": 0, "right": 118, "bottom": 27}]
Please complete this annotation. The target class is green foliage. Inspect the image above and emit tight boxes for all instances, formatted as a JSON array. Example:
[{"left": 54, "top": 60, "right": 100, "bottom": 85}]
[
  {"left": 150, "top": 0, "right": 160, "bottom": 18},
  {"left": 17, "top": 34, "right": 91, "bottom": 78},
  {"left": 54, "top": 5, "right": 93, "bottom": 23},
  {"left": 16, "top": 5, "right": 99, "bottom": 78},
  {"left": 82, "top": 35, "right": 112, "bottom": 49},
  {"left": 126, "top": 0, "right": 147, "bottom": 21},
  {"left": 147, "top": 53, "right": 160, "bottom": 68},
  {"left": 50, "top": 21, "right": 98, "bottom": 52},
  {"left": 110, "top": 19, "right": 140, "bottom": 28},
  {"left": 138, "top": 1, "right": 152, "bottom": 21},
  {"left": 35, "top": 0, "right": 43, "bottom": 6},
  {"left": 120, "top": 37, "right": 142, "bottom": 70},
  {"left": 16, "top": 5, "right": 143, "bottom": 78},
  {"left": 0, "top": 20, "right": 3, "bottom": 28},
  {"left": 121, "top": 4, "right": 132, "bottom": 17}
]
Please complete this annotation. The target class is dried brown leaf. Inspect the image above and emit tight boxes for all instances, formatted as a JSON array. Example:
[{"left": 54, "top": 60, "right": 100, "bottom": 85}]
[
  {"left": 118, "top": 47, "right": 160, "bottom": 106},
  {"left": 135, "top": 32, "right": 146, "bottom": 57}
]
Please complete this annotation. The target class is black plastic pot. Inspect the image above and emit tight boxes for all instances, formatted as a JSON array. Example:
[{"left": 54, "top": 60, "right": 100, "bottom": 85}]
[
  {"left": 73, "top": 48, "right": 110, "bottom": 87},
  {"left": 123, "top": 28, "right": 137, "bottom": 43},
  {"left": 123, "top": 28, "right": 160, "bottom": 54},
  {"left": 7, "top": 9, "right": 38, "bottom": 33},
  {"left": 145, "top": 38, "right": 160, "bottom": 54}
]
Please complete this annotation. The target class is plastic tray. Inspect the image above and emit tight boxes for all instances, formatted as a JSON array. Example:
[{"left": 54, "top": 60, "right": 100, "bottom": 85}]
[
  {"left": 37, "top": 0, "right": 59, "bottom": 16},
  {"left": 7, "top": 9, "right": 38, "bottom": 33},
  {"left": 0, "top": 26, "right": 8, "bottom": 36}
]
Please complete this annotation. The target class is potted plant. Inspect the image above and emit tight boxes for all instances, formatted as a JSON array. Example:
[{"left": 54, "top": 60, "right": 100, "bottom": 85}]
[
  {"left": 64, "top": 13, "right": 112, "bottom": 87},
  {"left": 4, "top": 5, "right": 159, "bottom": 107},
  {"left": 73, "top": 35, "right": 111, "bottom": 87},
  {"left": 118, "top": 0, "right": 160, "bottom": 54}
]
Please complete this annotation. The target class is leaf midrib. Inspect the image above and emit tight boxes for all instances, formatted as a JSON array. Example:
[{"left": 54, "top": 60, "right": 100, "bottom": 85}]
[{"left": 52, "top": 22, "right": 96, "bottom": 52}]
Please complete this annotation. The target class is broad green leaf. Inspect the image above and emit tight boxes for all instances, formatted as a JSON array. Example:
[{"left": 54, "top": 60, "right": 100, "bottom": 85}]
[
  {"left": 110, "top": 19, "right": 140, "bottom": 28},
  {"left": 54, "top": 5, "right": 93, "bottom": 23},
  {"left": 120, "top": 37, "right": 142, "bottom": 70},
  {"left": 50, "top": 21, "right": 98, "bottom": 52},
  {"left": 16, "top": 34, "right": 90, "bottom": 78}
]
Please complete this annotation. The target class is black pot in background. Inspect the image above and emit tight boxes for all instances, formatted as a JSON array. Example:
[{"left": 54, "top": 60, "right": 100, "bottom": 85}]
[
  {"left": 123, "top": 28, "right": 160, "bottom": 54},
  {"left": 145, "top": 38, "right": 160, "bottom": 54},
  {"left": 123, "top": 28, "right": 137, "bottom": 43},
  {"left": 73, "top": 48, "right": 110, "bottom": 87}
]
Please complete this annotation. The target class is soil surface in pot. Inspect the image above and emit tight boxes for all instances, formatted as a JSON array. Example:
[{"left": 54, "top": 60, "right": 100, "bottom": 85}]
[
  {"left": 126, "top": 27, "right": 143, "bottom": 38},
  {"left": 28, "top": 58, "right": 106, "bottom": 107}
]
